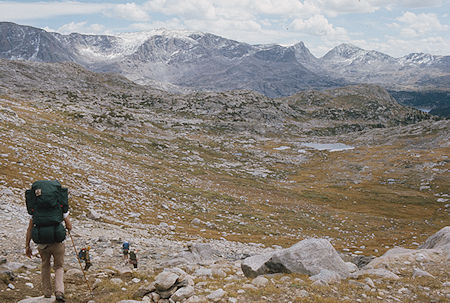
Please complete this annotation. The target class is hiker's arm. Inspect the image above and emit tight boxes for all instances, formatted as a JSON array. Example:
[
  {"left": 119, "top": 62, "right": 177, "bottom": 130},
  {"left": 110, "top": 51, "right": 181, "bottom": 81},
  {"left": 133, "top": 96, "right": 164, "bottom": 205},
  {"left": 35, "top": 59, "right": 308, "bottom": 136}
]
[
  {"left": 64, "top": 213, "right": 72, "bottom": 232},
  {"left": 25, "top": 219, "right": 33, "bottom": 258}
]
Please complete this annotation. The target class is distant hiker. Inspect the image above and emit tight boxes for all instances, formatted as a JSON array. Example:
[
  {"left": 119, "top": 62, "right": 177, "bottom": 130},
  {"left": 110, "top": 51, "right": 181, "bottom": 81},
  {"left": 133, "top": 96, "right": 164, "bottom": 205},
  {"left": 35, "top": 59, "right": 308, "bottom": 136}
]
[
  {"left": 122, "top": 241, "right": 130, "bottom": 261},
  {"left": 25, "top": 180, "right": 72, "bottom": 302},
  {"left": 129, "top": 250, "right": 138, "bottom": 268},
  {"left": 78, "top": 246, "right": 92, "bottom": 270}
]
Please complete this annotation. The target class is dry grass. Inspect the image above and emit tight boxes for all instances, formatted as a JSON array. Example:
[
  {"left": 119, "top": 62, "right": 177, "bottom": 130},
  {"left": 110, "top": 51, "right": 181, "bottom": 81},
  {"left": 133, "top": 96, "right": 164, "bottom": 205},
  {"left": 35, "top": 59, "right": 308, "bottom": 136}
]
[{"left": 1, "top": 95, "right": 449, "bottom": 302}]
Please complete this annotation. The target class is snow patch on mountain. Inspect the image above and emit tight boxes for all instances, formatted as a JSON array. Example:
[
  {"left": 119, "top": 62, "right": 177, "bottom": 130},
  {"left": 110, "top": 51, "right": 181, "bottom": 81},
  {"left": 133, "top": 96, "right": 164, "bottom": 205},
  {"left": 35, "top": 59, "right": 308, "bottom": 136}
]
[
  {"left": 75, "top": 28, "right": 205, "bottom": 61},
  {"left": 399, "top": 53, "right": 440, "bottom": 65}
]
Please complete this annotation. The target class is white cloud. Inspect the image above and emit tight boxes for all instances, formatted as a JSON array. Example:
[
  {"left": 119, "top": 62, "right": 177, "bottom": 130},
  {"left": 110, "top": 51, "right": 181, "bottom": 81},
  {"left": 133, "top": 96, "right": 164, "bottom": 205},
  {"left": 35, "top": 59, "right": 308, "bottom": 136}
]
[
  {"left": 54, "top": 21, "right": 107, "bottom": 35},
  {"left": 109, "top": 3, "right": 150, "bottom": 22},
  {"left": 304, "top": 0, "right": 378, "bottom": 16},
  {"left": 395, "top": 12, "right": 448, "bottom": 37},
  {"left": 0, "top": 2, "right": 106, "bottom": 21},
  {"left": 144, "top": 0, "right": 217, "bottom": 19},
  {"left": 290, "top": 15, "right": 348, "bottom": 37},
  {"left": 387, "top": 0, "right": 443, "bottom": 9}
]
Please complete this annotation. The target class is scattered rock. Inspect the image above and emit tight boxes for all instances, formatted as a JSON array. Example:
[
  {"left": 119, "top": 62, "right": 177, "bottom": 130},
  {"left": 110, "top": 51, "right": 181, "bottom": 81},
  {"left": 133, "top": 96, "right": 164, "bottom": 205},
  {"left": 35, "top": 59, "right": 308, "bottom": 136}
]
[
  {"left": 171, "top": 285, "right": 195, "bottom": 302},
  {"left": 353, "top": 268, "right": 400, "bottom": 280},
  {"left": 17, "top": 296, "right": 55, "bottom": 303},
  {"left": 412, "top": 268, "right": 434, "bottom": 279},
  {"left": 65, "top": 268, "right": 84, "bottom": 279},
  {"left": 310, "top": 269, "right": 342, "bottom": 283},
  {"left": 191, "top": 218, "right": 202, "bottom": 225},
  {"left": 352, "top": 255, "right": 375, "bottom": 268},
  {"left": 87, "top": 208, "right": 102, "bottom": 220},
  {"left": 206, "top": 289, "right": 226, "bottom": 302},
  {"left": 251, "top": 276, "right": 269, "bottom": 287},
  {"left": 134, "top": 282, "right": 156, "bottom": 299}
]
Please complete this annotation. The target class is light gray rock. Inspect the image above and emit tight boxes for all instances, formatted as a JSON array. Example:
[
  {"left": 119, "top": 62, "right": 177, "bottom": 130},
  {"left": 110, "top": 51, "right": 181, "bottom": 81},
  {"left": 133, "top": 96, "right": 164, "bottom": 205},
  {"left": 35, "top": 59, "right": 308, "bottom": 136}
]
[
  {"left": 366, "top": 247, "right": 444, "bottom": 269},
  {"left": 65, "top": 268, "right": 84, "bottom": 279},
  {"left": 345, "top": 262, "right": 359, "bottom": 273},
  {"left": 240, "top": 252, "right": 273, "bottom": 278},
  {"left": 211, "top": 267, "right": 227, "bottom": 278},
  {"left": 171, "top": 285, "right": 195, "bottom": 302},
  {"left": 412, "top": 268, "right": 434, "bottom": 279},
  {"left": 206, "top": 289, "right": 226, "bottom": 302},
  {"left": 419, "top": 226, "right": 450, "bottom": 251},
  {"left": 158, "top": 285, "right": 178, "bottom": 299},
  {"left": 191, "top": 218, "right": 201, "bottom": 225},
  {"left": 187, "top": 243, "right": 218, "bottom": 263},
  {"left": 118, "top": 267, "right": 133, "bottom": 277},
  {"left": 309, "top": 269, "right": 342, "bottom": 283},
  {"left": 353, "top": 268, "right": 400, "bottom": 280},
  {"left": 1, "top": 261, "right": 26, "bottom": 271},
  {"left": 365, "top": 277, "right": 375, "bottom": 288},
  {"left": 185, "top": 295, "right": 207, "bottom": 303},
  {"left": 297, "top": 289, "right": 309, "bottom": 297},
  {"left": 0, "top": 188, "right": 14, "bottom": 196},
  {"left": 134, "top": 282, "right": 156, "bottom": 298},
  {"left": 17, "top": 296, "right": 55, "bottom": 303},
  {"left": 88, "top": 176, "right": 102, "bottom": 185},
  {"left": 251, "top": 276, "right": 269, "bottom": 287},
  {"left": 193, "top": 267, "right": 213, "bottom": 277},
  {"left": 151, "top": 292, "right": 160, "bottom": 302},
  {"left": 155, "top": 271, "right": 179, "bottom": 291},
  {"left": 241, "top": 238, "right": 349, "bottom": 279},
  {"left": 87, "top": 208, "right": 101, "bottom": 220}
]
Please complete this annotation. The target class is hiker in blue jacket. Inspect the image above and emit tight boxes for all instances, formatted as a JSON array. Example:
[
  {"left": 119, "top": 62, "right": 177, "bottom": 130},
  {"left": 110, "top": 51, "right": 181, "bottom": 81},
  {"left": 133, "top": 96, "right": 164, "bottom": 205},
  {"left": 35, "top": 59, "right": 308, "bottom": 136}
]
[{"left": 123, "top": 241, "right": 130, "bottom": 262}]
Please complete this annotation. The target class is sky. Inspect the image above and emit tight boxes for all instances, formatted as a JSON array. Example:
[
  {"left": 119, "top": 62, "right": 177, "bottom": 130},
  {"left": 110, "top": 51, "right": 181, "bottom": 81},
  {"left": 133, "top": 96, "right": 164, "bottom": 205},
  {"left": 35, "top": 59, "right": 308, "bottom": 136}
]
[{"left": 0, "top": 0, "right": 449, "bottom": 58}]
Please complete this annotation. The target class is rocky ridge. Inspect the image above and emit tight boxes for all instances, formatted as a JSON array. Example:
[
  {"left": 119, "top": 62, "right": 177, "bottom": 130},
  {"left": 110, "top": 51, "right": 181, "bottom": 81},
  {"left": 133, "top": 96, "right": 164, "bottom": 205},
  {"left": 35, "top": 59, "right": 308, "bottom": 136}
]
[{"left": 1, "top": 22, "right": 449, "bottom": 101}]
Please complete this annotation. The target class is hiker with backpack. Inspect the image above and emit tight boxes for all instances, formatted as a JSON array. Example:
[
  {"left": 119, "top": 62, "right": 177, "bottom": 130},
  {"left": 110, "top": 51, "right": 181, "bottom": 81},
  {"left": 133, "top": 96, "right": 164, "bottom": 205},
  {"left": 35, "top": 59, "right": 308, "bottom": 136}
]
[
  {"left": 122, "top": 241, "right": 130, "bottom": 262},
  {"left": 78, "top": 246, "right": 92, "bottom": 270},
  {"left": 25, "top": 180, "right": 72, "bottom": 302},
  {"left": 129, "top": 250, "right": 138, "bottom": 269}
]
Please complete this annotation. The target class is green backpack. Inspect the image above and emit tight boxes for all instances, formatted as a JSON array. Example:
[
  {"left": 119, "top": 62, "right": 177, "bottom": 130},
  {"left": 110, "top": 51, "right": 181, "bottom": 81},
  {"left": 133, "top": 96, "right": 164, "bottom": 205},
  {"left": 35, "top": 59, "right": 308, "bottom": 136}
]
[
  {"left": 25, "top": 180, "right": 69, "bottom": 244},
  {"left": 129, "top": 251, "right": 137, "bottom": 261}
]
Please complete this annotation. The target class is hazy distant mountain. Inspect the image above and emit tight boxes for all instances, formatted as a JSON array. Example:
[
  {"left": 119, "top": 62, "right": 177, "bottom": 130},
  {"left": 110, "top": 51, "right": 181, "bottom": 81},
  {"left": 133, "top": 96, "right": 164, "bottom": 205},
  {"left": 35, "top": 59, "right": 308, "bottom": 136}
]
[
  {"left": 321, "top": 43, "right": 450, "bottom": 90},
  {"left": 0, "top": 22, "right": 448, "bottom": 111}
]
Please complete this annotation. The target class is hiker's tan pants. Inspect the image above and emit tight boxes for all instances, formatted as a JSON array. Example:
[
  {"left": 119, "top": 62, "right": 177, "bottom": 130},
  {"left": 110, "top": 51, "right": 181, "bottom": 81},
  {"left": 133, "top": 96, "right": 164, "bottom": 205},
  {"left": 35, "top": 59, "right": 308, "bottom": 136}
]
[{"left": 38, "top": 242, "right": 65, "bottom": 296}]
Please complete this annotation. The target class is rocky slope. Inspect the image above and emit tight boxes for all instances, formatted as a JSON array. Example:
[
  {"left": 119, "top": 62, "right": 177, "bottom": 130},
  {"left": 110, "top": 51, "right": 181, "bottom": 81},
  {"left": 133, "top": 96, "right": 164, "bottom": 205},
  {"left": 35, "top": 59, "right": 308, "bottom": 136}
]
[{"left": 0, "top": 59, "right": 449, "bottom": 302}]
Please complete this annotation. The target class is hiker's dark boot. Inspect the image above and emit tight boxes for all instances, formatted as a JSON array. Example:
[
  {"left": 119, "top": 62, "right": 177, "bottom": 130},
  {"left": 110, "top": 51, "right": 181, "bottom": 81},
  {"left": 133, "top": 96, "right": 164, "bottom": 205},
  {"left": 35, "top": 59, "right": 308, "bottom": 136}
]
[{"left": 55, "top": 291, "right": 65, "bottom": 302}]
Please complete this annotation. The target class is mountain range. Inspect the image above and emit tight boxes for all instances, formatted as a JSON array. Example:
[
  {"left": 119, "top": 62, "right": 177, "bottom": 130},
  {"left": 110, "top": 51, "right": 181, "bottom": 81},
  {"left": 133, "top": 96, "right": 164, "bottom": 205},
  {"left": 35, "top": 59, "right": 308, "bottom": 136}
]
[{"left": 0, "top": 21, "right": 449, "bottom": 115}]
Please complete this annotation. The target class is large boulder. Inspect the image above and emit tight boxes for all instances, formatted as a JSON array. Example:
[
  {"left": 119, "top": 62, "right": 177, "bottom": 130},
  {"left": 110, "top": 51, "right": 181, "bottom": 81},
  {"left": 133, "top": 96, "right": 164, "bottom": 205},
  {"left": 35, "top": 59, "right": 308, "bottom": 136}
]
[
  {"left": 154, "top": 271, "right": 179, "bottom": 291},
  {"left": 366, "top": 247, "right": 445, "bottom": 270},
  {"left": 354, "top": 227, "right": 450, "bottom": 279},
  {"left": 419, "top": 226, "right": 450, "bottom": 251},
  {"left": 171, "top": 285, "right": 195, "bottom": 302},
  {"left": 241, "top": 238, "right": 349, "bottom": 279},
  {"left": 241, "top": 252, "right": 274, "bottom": 278}
]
